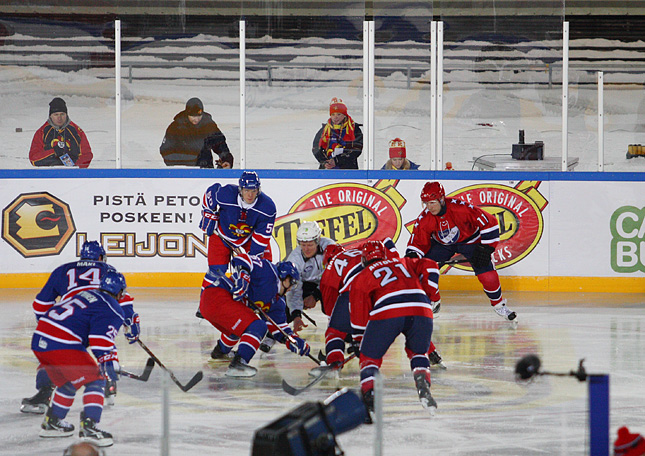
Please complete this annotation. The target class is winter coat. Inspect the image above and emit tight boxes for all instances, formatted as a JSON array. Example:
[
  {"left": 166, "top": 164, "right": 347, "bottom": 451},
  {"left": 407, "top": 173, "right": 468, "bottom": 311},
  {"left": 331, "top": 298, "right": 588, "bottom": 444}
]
[
  {"left": 312, "top": 118, "right": 363, "bottom": 169},
  {"left": 160, "top": 111, "right": 233, "bottom": 168},
  {"left": 29, "top": 119, "right": 93, "bottom": 168}
]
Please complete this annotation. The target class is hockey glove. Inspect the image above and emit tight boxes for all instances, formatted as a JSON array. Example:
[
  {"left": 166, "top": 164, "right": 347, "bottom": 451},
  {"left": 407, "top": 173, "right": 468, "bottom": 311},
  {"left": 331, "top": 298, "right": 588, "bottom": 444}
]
[
  {"left": 124, "top": 312, "right": 140, "bottom": 344},
  {"left": 199, "top": 209, "right": 219, "bottom": 235},
  {"left": 231, "top": 268, "right": 251, "bottom": 302},
  {"left": 286, "top": 336, "right": 311, "bottom": 357},
  {"left": 431, "top": 299, "right": 441, "bottom": 314},
  {"left": 470, "top": 244, "right": 495, "bottom": 269},
  {"left": 98, "top": 352, "right": 120, "bottom": 382}
]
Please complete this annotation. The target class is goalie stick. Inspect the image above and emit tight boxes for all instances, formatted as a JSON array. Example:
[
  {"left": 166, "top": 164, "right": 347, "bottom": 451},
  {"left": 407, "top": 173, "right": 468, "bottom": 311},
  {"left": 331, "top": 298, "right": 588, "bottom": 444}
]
[
  {"left": 281, "top": 353, "right": 357, "bottom": 396},
  {"left": 120, "top": 357, "right": 155, "bottom": 382},
  {"left": 136, "top": 340, "right": 203, "bottom": 392}
]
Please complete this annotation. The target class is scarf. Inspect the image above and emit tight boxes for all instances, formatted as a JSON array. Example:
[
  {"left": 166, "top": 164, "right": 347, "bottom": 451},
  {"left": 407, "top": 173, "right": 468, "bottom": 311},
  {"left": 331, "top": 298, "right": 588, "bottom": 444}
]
[{"left": 318, "top": 115, "right": 356, "bottom": 158}]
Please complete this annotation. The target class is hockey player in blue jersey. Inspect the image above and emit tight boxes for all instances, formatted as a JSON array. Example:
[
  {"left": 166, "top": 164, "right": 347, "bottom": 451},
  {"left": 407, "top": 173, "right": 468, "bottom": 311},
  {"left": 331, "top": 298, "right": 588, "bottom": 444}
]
[
  {"left": 32, "top": 270, "right": 134, "bottom": 447},
  {"left": 22, "top": 241, "right": 140, "bottom": 414},
  {"left": 199, "top": 252, "right": 311, "bottom": 377},
  {"left": 199, "top": 171, "right": 277, "bottom": 277}
]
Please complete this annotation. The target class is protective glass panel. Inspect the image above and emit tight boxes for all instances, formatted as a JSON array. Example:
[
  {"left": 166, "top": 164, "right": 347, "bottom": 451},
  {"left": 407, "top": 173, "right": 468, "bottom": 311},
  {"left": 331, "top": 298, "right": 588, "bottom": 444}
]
[
  {"left": 438, "top": 2, "right": 565, "bottom": 172},
  {"left": 120, "top": 17, "right": 240, "bottom": 169},
  {"left": 243, "top": 4, "right": 366, "bottom": 170},
  {"left": 1, "top": 16, "right": 117, "bottom": 169},
  {"left": 595, "top": 71, "right": 645, "bottom": 172},
  {"left": 373, "top": 6, "right": 433, "bottom": 171}
]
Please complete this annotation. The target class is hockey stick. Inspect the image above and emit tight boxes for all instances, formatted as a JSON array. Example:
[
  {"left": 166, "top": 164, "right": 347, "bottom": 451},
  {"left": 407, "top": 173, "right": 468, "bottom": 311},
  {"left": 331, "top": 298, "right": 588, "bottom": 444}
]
[
  {"left": 438, "top": 255, "right": 469, "bottom": 268},
  {"left": 281, "top": 353, "right": 357, "bottom": 396},
  {"left": 120, "top": 357, "right": 155, "bottom": 382},
  {"left": 136, "top": 340, "right": 203, "bottom": 392},
  {"left": 247, "top": 300, "right": 321, "bottom": 366},
  {"left": 301, "top": 310, "right": 317, "bottom": 327}
]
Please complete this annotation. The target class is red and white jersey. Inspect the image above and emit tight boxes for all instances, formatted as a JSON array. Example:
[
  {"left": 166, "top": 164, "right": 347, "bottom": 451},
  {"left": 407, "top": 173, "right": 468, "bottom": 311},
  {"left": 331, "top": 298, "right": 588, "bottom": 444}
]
[
  {"left": 407, "top": 198, "right": 500, "bottom": 257},
  {"left": 349, "top": 257, "right": 436, "bottom": 335},
  {"left": 320, "top": 248, "right": 363, "bottom": 316}
]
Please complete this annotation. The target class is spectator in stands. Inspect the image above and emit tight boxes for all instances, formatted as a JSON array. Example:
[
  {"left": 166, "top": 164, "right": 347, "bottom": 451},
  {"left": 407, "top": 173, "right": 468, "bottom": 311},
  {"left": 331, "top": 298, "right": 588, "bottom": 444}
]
[
  {"left": 29, "top": 97, "right": 93, "bottom": 168},
  {"left": 381, "top": 138, "right": 420, "bottom": 170},
  {"left": 160, "top": 97, "right": 234, "bottom": 168},
  {"left": 312, "top": 97, "right": 363, "bottom": 169}
]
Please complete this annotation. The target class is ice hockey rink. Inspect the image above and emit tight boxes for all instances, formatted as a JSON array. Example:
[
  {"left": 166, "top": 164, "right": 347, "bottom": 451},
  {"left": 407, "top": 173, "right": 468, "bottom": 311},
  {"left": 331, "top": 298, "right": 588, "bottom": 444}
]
[{"left": 1, "top": 287, "right": 644, "bottom": 456}]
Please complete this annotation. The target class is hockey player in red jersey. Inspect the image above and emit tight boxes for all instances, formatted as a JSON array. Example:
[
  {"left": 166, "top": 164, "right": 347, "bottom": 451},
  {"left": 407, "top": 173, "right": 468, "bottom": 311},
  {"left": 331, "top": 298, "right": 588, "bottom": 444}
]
[
  {"left": 349, "top": 240, "right": 441, "bottom": 418},
  {"left": 406, "top": 181, "right": 517, "bottom": 321},
  {"left": 314, "top": 240, "right": 445, "bottom": 377}
]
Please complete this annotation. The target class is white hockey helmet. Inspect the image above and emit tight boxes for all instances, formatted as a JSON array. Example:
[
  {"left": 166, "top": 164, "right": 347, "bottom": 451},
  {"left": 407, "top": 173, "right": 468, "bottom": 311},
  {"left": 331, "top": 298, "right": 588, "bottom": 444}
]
[{"left": 296, "top": 221, "right": 322, "bottom": 244}]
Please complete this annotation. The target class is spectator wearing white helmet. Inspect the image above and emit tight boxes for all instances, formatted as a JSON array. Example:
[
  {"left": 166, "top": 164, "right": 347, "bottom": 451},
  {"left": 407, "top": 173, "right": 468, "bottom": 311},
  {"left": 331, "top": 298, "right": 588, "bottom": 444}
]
[{"left": 285, "top": 221, "right": 337, "bottom": 333}]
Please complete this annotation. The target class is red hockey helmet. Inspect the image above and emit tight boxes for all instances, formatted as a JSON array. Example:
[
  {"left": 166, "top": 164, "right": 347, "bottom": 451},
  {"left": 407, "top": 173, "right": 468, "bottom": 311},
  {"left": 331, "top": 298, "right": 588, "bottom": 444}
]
[
  {"left": 421, "top": 182, "right": 445, "bottom": 202},
  {"left": 361, "top": 240, "right": 387, "bottom": 266},
  {"left": 323, "top": 243, "right": 345, "bottom": 266}
]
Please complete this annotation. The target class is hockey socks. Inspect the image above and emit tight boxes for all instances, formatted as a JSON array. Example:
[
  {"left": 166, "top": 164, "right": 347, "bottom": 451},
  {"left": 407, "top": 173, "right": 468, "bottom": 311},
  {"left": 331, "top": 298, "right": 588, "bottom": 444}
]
[
  {"left": 477, "top": 270, "right": 504, "bottom": 305},
  {"left": 82, "top": 380, "right": 105, "bottom": 423},
  {"left": 236, "top": 320, "right": 267, "bottom": 363}
]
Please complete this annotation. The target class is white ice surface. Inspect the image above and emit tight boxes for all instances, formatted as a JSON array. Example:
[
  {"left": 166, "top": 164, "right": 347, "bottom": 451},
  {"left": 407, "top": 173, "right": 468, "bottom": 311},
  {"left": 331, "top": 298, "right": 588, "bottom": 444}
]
[{"left": 2, "top": 289, "right": 644, "bottom": 455}]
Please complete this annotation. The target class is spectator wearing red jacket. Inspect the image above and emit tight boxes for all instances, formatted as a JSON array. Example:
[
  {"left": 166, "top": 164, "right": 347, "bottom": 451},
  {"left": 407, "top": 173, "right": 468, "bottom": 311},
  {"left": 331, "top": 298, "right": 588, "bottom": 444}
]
[{"left": 29, "top": 97, "right": 93, "bottom": 168}]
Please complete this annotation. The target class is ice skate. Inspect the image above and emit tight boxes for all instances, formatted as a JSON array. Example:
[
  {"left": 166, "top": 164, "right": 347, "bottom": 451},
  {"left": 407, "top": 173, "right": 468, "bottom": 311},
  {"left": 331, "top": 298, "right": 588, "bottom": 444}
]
[
  {"left": 493, "top": 300, "right": 517, "bottom": 321},
  {"left": 39, "top": 408, "right": 74, "bottom": 438},
  {"left": 104, "top": 379, "right": 117, "bottom": 406},
  {"left": 210, "top": 343, "right": 234, "bottom": 360},
  {"left": 428, "top": 350, "right": 447, "bottom": 370},
  {"left": 413, "top": 371, "right": 437, "bottom": 415},
  {"left": 361, "top": 389, "right": 375, "bottom": 424},
  {"left": 226, "top": 355, "right": 257, "bottom": 377},
  {"left": 21, "top": 385, "right": 54, "bottom": 414},
  {"left": 79, "top": 411, "right": 113, "bottom": 447}
]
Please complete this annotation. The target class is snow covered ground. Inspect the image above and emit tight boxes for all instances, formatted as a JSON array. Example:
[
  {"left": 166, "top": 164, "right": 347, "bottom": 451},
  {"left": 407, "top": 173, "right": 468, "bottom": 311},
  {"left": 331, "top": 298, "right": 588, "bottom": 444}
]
[{"left": 2, "top": 28, "right": 645, "bottom": 172}]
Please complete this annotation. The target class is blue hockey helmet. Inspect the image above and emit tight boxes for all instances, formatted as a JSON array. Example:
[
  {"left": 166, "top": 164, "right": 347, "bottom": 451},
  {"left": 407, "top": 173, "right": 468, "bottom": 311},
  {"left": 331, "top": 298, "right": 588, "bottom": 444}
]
[
  {"left": 276, "top": 261, "right": 300, "bottom": 282},
  {"left": 239, "top": 171, "right": 261, "bottom": 191},
  {"left": 80, "top": 240, "right": 106, "bottom": 261},
  {"left": 99, "top": 270, "right": 127, "bottom": 297}
]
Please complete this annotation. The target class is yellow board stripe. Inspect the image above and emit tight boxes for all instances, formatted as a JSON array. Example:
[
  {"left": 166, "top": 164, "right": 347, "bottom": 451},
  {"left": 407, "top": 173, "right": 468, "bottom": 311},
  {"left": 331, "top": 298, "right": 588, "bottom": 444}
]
[{"left": 1, "top": 273, "right": 644, "bottom": 293}]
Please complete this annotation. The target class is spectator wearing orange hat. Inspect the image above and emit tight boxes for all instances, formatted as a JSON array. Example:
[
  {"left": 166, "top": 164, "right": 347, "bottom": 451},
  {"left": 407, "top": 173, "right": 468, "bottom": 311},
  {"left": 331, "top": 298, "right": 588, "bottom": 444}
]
[
  {"left": 615, "top": 426, "right": 645, "bottom": 456},
  {"left": 312, "top": 97, "right": 363, "bottom": 169},
  {"left": 381, "top": 138, "right": 420, "bottom": 170}
]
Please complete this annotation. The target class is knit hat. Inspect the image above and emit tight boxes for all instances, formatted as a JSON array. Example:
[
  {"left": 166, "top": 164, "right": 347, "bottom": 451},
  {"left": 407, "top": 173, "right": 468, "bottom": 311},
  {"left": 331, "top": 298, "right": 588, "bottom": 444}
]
[
  {"left": 329, "top": 97, "right": 348, "bottom": 116},
  {"left": 615, "top": 427, "right": 645, "bottom": 456},
  {"left": 389, "top": 138, "right": 406, "bottom": 158},
  {"left": 49, "top": 97, "right": 68, "bottom": 115},
  {"left": 185, "top": 97, "right": 204, "bottom": 116}
]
